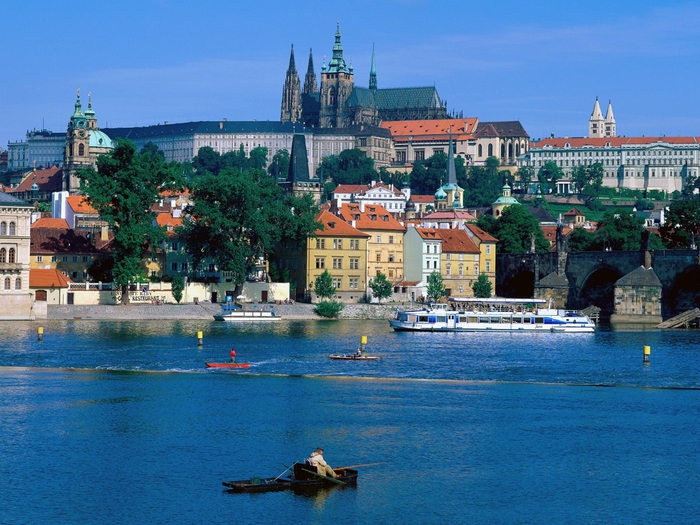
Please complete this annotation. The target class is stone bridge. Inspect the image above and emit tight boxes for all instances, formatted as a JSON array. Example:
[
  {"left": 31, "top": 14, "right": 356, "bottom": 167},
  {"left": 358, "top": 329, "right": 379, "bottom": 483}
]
[{"left": 496, "top": 249, "right": 700, "bottom": 319}]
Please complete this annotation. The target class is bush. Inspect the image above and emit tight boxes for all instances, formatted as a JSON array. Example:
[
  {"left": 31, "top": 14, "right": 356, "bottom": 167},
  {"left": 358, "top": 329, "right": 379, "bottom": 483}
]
[{"left": 314, "top": 300, "right": 345, "bottom": 318}]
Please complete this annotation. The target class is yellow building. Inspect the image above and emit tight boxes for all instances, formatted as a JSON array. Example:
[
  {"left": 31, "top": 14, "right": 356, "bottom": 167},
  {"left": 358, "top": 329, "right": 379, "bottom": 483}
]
[
  {"left": 338, "top": 203, "right": 405, "bottom": 283},
  {"left": 465, "top": 223, "right": 498, "bottom": 292},
  {"left": 435, "top": 229, "right": 482, "bottom": 297},
  {"left": 288, "top": 210, "right": 369, "bottom": 303}
]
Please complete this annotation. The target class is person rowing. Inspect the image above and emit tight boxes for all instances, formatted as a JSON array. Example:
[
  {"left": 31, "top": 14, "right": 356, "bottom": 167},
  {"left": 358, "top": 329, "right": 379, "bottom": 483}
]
[{"left": 307, "top": 447, "right": 338, "bottom": 478}]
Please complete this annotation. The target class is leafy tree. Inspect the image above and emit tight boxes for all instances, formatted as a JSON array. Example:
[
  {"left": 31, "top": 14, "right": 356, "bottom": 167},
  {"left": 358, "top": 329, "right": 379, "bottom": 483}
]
[
  {"left": 192, "top": 146, "right": 221, "bottom": 176},
  {"left": 369, "top": 272, "right": 393, "bottom": 303},
  {"left": 87, "top": 254, "right": 114, "bottom": 282},
  {"left": 317, "top": 148, "right": 376, "bottom": 185},
  {"left": 426, "top": 271, "right": 447, "bottom": 302},
  {"left": 660, "top": 199, "right": 700, "bottom": 248},
  {"left": 571, "top": 165, "right": 588, "bottom": 194},
  {"left": 35, "top": 202, "right": 51, "bottom": 213},
  {"left": 463, "top": 157, "right": 503, "bottom": 207},
  {"left": 378, "top": 166, "right": 408, "bottom": 188},
  {"left": 515, "top": 165, "right": 535, "bottom": 194},
  {"left": 220, "top": 144, "right": 249, "bottom": 172},
  {"left": 77, "top": 139, "right": 184, "bottom": 304},
  {"left": 180, "top": 168, "right": 320, "bottom": 292},
  {"left": 596, "top": 211, "right": 664, "bottom": 251},
  {"left": 268, "top": 149, "right": 290, "bottom": 179},
  {"left": 494, "top": 204, "right": 550, "bottom": 254},
  {"left": 409, "top": 161, "right": 442, "bottom": 195},
  {"left": 538, "top": 161, "right": 563, "bottom": 194},
  {"left": 314, "top": 269, "right": 336, "bottom": 300},
  {"left": 248, "top": 146, "right": 268, "bottom": 170},
  {"left": 567, "top": 227, "right": 598, "bottom": 252},
  {"left": 171, "top": 275, "right": 185, "bottom": 303},
  {"left": 140, "top": 141, "right": 165, "bottom": 159},
  {"left": 472, "top": 273, "right": 492, "bottom": 298},
  {"left": 314, "top": 300, "right": 345, "bottom": 318}
]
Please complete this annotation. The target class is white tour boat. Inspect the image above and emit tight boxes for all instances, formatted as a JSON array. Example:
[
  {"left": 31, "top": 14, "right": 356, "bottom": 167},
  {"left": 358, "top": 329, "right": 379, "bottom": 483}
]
[
  {"left": 389, "top": 297, "right": 595, "bottom": 333},
  {"left": 213, "top": 302, "right": 282, "bottom": 322}
]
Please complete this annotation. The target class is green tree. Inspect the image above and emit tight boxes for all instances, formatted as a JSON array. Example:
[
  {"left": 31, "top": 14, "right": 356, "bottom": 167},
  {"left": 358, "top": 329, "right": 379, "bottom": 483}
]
[
  {"left": 515, "top": 165, "right": 535, "bottom": 194},
  {"left": 463, "top": 157, "right": 503, "bottom": 207},
  {"left": 248, "top": 146, "right": 268, "bottom": 170},
  {"left": 596, "top": 211, "right": 664, "bottom": 251},
  {"left": 661, "top": 199, "right": 700, "bottom": 248},
  {"left": 171, "top": 275, "right": 185, "bottom": 303},
  {"left": 140, "top": 141, "right": 165, "bottom": 159},
  {"left": 472, "top": 273, "right": 492, "bottom": 298},
  {"left": 268, "top": 149, "right": 290, "bottom": 179},
  {"left": 494, "top": 204, "right": 550, "bottom": 254},
  {"left": 426, "top": 271, "right": 447, "bottom": 302},
  {"left": 180, "top": 168, "right": 320, "bottom": 291},
  {"left": 317, "top": 148, "right": 376, "bottom": 185},
  {"left": 567, "top": 227, "right": 598, "bottom": 252},
  {"left": 538, "top": 161, "right": 563, "bottom": 194},
  {"left": 313, "top": 300, "right": 345, "bottom": 318},
  {"left": 77, "top": 139, "right": 184, "bottom": 304},
  {"left": 369, "top": 272, "right": 393, "bottom": 303},
  {"left": 192, "top": 146, "right": 221, "bottom": 176},
  {"left": 314, "top": 269, "right": 336, "bottom": 300}
]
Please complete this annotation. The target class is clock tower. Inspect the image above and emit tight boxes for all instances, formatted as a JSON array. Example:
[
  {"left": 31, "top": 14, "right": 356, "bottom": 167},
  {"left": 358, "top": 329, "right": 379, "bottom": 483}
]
[{"left": 64, "top": 89, "right": 92, "bottom": 193}]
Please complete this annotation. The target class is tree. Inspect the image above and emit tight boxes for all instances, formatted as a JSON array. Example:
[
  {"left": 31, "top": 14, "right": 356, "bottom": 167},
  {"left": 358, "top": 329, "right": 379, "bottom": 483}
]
[
  {"left": 661, "top": 199, "right": 700, "bottom": 248},
  {"left": 494, "top": 204, "right": 550, "bottom": 254},
  {"left": 268, "top": 149, "right": 290, "bottom": 180},
  {"left": 515, "top": 165, "right": 535, "bottom": 194},
  {"left": 314, "top": 269, "right": 336, "bottom": 300},
  {"left": 472, "top": 273, "right": 492, "bottom": 298},
  {"left": 596, "top": 211, "right": 665, "bottom": 251},
  {"left": 248, "top": 146, "right": 268, "bottom": 171},
  {"left": 171, "top": 275, "right": 185, "bottom": 303},
  {"left": 463, "top": 157, "right": 503, "bottom": 207},
  {"left": 567, "top": 227, "right": 598, "bottom": 252},
  {"left": 77, "top": 139, "right": 184, "bottom": 304},
  {"left": 538, "top": 161, "right": 563, "bottom": 194},
  {"left": 192, "top": 146, "right": 221, "bottom": 176},
  {"left": 369, "top": 272, "right": 393, "bottom": 303},
  {"left": 317, "top": 148, "right": 376, "bottom": 185},
  {"left": 140, "top": 142, "right": 165, "bottom": 160},
  {"left": 426, "top": 272, "right": 447, "bottom": 302},
  {"left": 180, "top": 168, "right": 320, "bottom": 291}
]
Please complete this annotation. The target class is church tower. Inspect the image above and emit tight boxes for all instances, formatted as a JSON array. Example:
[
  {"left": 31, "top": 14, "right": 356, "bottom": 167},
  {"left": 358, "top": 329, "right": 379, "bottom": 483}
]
[
  {"left": 369, "top": 45, "right": 377, "bottom": 91},
  {"left": 281, "top": 45, "right": 302, "bottom": 123},
  {"left": 604, "top": 100, "right": 616, "bottom": 137},
  {"left": 588, "top": 96, "right": 605, "bottom": 138},
  {"left": 319, "top": 23, "right": 354, "bottom": 128},
  {"left": 303, "top": 48, "right": 317, "bottom": 94},
  {"left": 64, "top": 89, "right": 91, "bottom": 193}
]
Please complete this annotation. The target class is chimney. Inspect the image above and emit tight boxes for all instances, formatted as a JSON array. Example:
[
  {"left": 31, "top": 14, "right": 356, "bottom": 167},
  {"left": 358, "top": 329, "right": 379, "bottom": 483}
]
[
  {"left": 101, "top": 226, "right": 109, "bottom": 241},
  {"left": 359, "top": 200, "right": 365, "bottom": 213}
]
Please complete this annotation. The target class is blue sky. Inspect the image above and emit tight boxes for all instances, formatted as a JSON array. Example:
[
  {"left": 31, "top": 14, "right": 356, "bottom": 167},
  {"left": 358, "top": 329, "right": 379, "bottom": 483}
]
[{"left": 2, "top": 0, "right": 700, "bottom": 149}]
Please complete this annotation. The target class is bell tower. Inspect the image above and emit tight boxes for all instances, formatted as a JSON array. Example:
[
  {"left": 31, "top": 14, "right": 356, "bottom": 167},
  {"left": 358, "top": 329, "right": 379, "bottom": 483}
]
[
  {"left": 64, "top": 89, "right": 91, "bottom": 193},
  {"left": 319, "top": 23, "right": 354, "bottom": 128}
]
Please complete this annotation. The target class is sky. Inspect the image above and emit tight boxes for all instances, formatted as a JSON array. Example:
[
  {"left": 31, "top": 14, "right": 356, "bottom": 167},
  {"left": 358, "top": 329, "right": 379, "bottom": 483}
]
[{"left": 2, "top": 0, "right": 700, "bottom": 149}]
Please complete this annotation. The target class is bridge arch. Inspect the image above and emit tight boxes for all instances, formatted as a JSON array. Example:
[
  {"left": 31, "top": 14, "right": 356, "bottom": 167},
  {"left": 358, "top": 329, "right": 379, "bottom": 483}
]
[
  {"left": 664, "top": 265, "right": 700, "bottom": 318},
  {"left": 574, "top": 264, "right": 624, "bottom": 319}
]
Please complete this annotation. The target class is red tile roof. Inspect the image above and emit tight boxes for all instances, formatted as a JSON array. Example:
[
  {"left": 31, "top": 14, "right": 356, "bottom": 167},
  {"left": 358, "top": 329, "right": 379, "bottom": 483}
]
[
  {"left": 315, "top": 210, "right": 370, "bottom": 238},
  {"left": 533, "top": 136, "right": 699, "bottom": 148},
  {"left": 434, "top": 229, "right": 479, "bottom": 254},
  {"left": 11, "top": 167, "right": 63, "bottom": 194},
  {"left": 465, "top": 223, "right": 498, "bottom": 243},
  {"left": 31, "top": 228, "right": 113, "bottom": 255},
  {"left": 423, "top": 210, "right": 476, "bottom": 221},
  {"left": 381, "top": 118, "right": 478, "bottom": 142},
  {"left": 32, "top": 218, "right": 70, "bottom": 229},
  {"left": 66, "top": 196, "right": 98, "bottom": 214},
  {"left": 30, "top": 269, "right": 72, "bottom": 288},
  {"left": 339, "top": 203, "right": 405, "bottom": 232},
  {"left": 410, "top": 195, "right": 434, "bottom": 204},
  {"left": 414, "top": 227, "right": 442, "bottom": 240}
]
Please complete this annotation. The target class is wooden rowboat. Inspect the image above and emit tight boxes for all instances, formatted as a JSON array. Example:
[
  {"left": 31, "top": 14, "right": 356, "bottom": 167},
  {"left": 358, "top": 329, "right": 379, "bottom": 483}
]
[
  {"left": 205, "top": 362, "right": 251, "bottom": 368},
  {"left": 223, "top": 462, "right": 358, "bottom": 493},
  {"left": 329, "top": 354, "right": 379, "bottom": 361}
]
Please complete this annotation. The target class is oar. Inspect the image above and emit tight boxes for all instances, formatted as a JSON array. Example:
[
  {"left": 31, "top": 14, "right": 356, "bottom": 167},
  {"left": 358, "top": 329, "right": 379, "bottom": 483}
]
[
  {"left": 301, "top": 467, "right": 347, "bottom": 486},
  {"left": 335, "top": 462, "right": 386, "bottom": 470},
  {"left": 274, "top": 462, "right": 295, "bottom": 481}
]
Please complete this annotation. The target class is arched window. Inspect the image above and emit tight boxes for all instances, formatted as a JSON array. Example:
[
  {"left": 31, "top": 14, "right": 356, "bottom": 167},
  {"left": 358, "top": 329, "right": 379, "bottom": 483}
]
[
  {"left": 488, "top": 144, "right": 493, "bottom": 157},
  {"left": 15, "top": 278, "right": 21, "bottom": 290},
  {"left": 501, "top": 144, "right": 506, "bottom": 158},
  {"left": 478, "top": 144, "right": 483, "bottom": 157},
  {"left": 0, "top": 248, "right": 5, "bottom": 263},
  {"left": 508, "top": 143, "right": 514, "bottom": 158},
  {"left": 78, "top": 143, "right": 85, "bottom": 156},
  {"left": 329, "top": 87, "right": 336, "bottom": 106},
  {"left": 516, "top": 143, "right": 521, "bottom": 156},
  {"left": 9, "top": 222, "right": 15, "bottom": 235},
  {"left": 0, "top": 222, "right": 6, "bottom": 235},
  {"left": 4, "top": 278, "right": 9, "bottom": 290},
  {"left": 8, "top": 248, "right": 15, "bottom": 263}
]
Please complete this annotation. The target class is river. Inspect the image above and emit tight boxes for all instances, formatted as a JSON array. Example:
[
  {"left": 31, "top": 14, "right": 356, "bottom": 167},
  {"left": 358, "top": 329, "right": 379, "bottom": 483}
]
[{"left": 1, "top": 319, "right": 699, "bottom": 524}]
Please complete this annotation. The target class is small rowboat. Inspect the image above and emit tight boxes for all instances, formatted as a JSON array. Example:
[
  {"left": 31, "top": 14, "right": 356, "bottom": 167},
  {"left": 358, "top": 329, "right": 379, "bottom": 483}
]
[
  {"left": 223, "top": 463, "right": 358, "bottom": 493},
  {"left": 329, "top": 354, "right": 379, "bottom": 361},
  {"left": 205, "top": 362, "right": 251, "bottom": 368}
]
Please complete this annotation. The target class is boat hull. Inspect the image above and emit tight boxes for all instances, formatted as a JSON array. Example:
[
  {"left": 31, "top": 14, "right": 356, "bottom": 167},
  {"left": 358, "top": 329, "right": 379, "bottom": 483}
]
[
  {"left": 213, "top": 314, "right": 282, "bottom": 322},
  {"left": 329, "top": 355, "right": 379, "bottom": 361},
  {"left": 223, "top": 467, "right": 358, "bottom": 493},
  {"left": 205, "top": 362, "right": 251, "bottom": 368}
]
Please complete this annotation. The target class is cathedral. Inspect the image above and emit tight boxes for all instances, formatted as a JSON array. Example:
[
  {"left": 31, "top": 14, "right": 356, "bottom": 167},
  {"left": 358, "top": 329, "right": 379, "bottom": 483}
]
[{"left": 281, "top": 24, "right": 449, "bottom": 128}]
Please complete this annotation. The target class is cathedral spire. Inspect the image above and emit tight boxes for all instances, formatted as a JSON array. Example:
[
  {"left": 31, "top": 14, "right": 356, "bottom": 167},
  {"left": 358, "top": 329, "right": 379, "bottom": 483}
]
[
  {"left": 447, "top": 131, "right": 457, "bottom": 185},
  {"left": 281, "top": 45, "right": 302, "bottom": 123},
  {"left": 369, "top": 44, "right": 377, "bottom": 91},
  {"left": 327, "top": 21, "right": 347, "bottom": 73},
  {"left": 288, "top": 44, "right": 298, "bottom": 73},
  {"left": 303, "top": 48, "right": 318, "bottom": 94},
  {"left": 589, "top": 96, "right": 605, "bottom": 138}
]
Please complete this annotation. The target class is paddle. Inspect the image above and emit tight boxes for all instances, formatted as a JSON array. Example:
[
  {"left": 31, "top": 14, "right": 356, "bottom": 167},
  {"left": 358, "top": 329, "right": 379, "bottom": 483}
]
[
  {"left": 301, "top": 468, "right": 347, "bottom": 486},
  {"left": 274, "top": 462, "right": 295, "bottom": 481},
  {"left": 335, "top": 462, "right": 386, "bottom": 470}
]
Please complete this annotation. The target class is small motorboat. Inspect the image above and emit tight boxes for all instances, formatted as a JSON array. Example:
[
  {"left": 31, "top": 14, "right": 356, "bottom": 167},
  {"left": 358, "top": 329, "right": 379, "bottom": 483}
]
[
  {"left": 205, "top": 362, "right": 251, "bottom": 368},
  {"left": 223, "top": 462, "right": 358, "bottom": 493},
  {"left": 329, "top": 354, "right": 379, "bottom": 361}
]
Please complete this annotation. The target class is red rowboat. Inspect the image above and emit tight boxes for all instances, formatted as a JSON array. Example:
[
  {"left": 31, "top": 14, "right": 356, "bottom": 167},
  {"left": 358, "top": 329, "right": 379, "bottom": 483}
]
[{"left": 205, "top": 362, "right": 251, "bottom": 368}]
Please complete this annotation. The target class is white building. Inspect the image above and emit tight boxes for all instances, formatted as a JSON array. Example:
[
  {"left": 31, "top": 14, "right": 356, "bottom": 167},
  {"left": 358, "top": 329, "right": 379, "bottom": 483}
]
[
  {"left": 0, "top": 192, "right": 35, "bottom": 319},
  {"left": 403, "top": 226, "right": 442, "bottom": 298}
]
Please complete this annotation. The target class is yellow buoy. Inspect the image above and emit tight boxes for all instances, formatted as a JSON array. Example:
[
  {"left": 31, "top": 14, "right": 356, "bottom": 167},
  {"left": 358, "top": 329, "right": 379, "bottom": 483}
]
[
  {"left": 197, "top": 330, "right": 203, "bottom": 346},
  {"left": 361, "top": 335, "right": 367, "bottom": 345},
  {"left": 643, "top": 345, "right": 650, "bottom": 363},
  {"left": 38, "top": 327, "right": 44, "bottom": 341}
]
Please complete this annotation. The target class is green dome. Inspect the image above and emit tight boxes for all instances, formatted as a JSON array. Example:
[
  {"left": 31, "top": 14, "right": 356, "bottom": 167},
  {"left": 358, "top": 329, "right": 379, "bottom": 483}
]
[
  {"left": 435, "top": 187, "right": 447, "bottom": 200},
  {"left": 89, "top": 129, "right": 113, "bottom": 149}
]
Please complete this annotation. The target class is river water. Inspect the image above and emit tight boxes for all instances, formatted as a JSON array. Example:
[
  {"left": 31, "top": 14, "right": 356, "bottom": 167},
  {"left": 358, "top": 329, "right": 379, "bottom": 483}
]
[{"left": 1, "top": 319, "right": 699, "bottom": 524}]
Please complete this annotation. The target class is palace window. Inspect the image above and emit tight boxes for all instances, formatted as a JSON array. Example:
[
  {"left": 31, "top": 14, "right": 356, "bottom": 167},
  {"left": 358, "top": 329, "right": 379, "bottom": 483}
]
[
  {"left": 51, "top": 256, "right": 57, "bottom": 262},
  {"left": 72, "top": 256, "right": 78, "bottom": 263},
  {"left": 376, "top": 236, "right": 382, "bottom": 243},
  {"left": 37, "top": 256, "right": 43, "bottom": 263},
  {"left": 0, "top": 222, "right": 5, "bottom": 235},
  {"left": 376, "top": 253, "right": 381, "bottom": 263},
  {"left": 4, "top": 278, "right": 9, "bottom": 290},
  {"left": 332, "top": 277, "right": 342, "bottom": 289},
  {"left": 459, "top": 264, "right": 463, "bottom": 276},
  {"left": 389, "top": 236, "right": 394, "bottom": 244},
  {"left": 446, "top": 264, "right": 451, "bottom": 276},
  {"left": 8, "top": 248, "right": 15, "bottom": 263},
  {"left": 9, "top": 222, "right": 15, "bottom": 235},
  {"left": 486, "top": 261, "right": 491, "bottom": 272},
  {"left": 316, "top": 239, "right": 325, "bottom": 249},
  {"left": 171, "top": 263, "right": 178, "bottom": 271},
  {"left": 333, "top": 239, "right": 343, "bottom": 249},
  {"left": 350, "top": 258, "right": 359, "bottom": 269},
  {"left": 389, "top": 253, "right": 394, "bottom": 262},
  {"left": 15, "top": 278, "right": 21, "bottom": 290}
]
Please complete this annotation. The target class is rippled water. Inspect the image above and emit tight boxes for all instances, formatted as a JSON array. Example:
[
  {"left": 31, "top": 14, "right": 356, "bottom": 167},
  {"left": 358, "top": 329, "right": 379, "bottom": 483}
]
[{"left": 1, "top": 320, "right": 700, "bottom": 524}]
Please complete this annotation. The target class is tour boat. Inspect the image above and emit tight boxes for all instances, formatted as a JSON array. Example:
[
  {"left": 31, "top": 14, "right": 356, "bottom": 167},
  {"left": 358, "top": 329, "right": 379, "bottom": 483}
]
[
  {"left": 213, "top": 302, "right": 282, "bottom": 322},
  {"left": 389, "top": 298, "right": 596, "bottom": 333}
]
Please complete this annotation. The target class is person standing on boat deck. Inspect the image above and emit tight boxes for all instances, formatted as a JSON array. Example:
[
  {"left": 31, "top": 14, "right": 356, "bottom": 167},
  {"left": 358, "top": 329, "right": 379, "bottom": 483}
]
[
  {"left": 308, "top": 448, "right": 338, "bottom": 478},
  {"left": 230, "top": 349, "right": 236, "bottom": 363}
]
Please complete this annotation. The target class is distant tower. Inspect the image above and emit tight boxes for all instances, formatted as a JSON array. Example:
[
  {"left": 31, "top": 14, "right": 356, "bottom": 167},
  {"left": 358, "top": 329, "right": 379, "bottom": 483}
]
[
  {"left": 64, "top": 89, "right": 91, "bottom": 192},
  {"left": 281, "top": 134, "right": 322, "bottom": 203},
  {"left": 604, "top": 100, "right": 616, "bottom": 137},
  {"left": 303, "top": 48, "right": 318, "bottom": 94},
  {"left": 281, "top": 45, "right": 302, "bottom": 123},
  {"left": 588, "top": 96, "right": 605, "bottom": 138},
  {"left": 319, "top": 23, "right": 354, "bottom": 128},
  {"left": 369, "top": 45, "right": 377, "bottom": 91}
]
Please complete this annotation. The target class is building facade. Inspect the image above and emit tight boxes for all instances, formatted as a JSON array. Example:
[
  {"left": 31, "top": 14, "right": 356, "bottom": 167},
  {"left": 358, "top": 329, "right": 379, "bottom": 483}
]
[{"left": 0, "top": 192, "right": 34, "bottom": 319}]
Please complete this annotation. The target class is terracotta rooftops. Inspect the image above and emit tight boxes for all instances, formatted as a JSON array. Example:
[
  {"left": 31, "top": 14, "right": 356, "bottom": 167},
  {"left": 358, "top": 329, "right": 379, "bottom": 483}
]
[
  {"left": 434, "top": 229, "right": 479, "bottom": 253},
  {"left": 66, "top": 195, "right": 98, "bottom": 214},
  {"left": 30, "top": 268, "right": 72, "bottom": 288},
  {"left": 12, "top": 167, "right": 63, "bottom": 193},
  {"left": 465, "top": 223, "right": 498, "bottom": 243},
  {"left": 32, "top": 217, "right": 70, "bottom": 229},
  {"left": 339, "top": 203, "right": 405, "bottom": 231},
  {"left": 315, "top": 210, "right": 369, "bottom": 238},
  {"left": 533, "top": 136, "right": 700, "bottom": 148},
  {"left": 381, "top": 118, "right": 478, "bottom": 142}
]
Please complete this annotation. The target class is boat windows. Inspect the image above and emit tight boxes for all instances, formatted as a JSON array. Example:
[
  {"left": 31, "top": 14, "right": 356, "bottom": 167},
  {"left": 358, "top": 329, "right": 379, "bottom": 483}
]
[
  {"left": 468, "top": 316, "right": 477, "bottom": 323},
  {"left": 436, "top": 317, "right": 446, "bottom": 323}
]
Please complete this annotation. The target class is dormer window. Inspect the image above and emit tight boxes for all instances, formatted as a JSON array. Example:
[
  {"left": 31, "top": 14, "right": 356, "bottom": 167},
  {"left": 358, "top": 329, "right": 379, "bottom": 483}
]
[{"left": 328, "top": 222, "right": 335, "bottom": 229}]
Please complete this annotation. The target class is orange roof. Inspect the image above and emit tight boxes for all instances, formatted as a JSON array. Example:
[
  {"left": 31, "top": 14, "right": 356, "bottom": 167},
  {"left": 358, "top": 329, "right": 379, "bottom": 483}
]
[
  {"left": 12, "top": 167, "right": 63, "bottom": 193},
  {"left": 32, "top": 218, "right": 70, "bottom": 229},
  {"left": 423, "top": 210, "right": 476, "bottom": 221},
  {"left": 160, "top": 188, "right": 190, "bottom": 197},
  {"left": 315, "top": 210, "right": 369, "bottom": 238},
  {"left": 156, "top": 213, "right": 183, "bottom": 228},
  {"left": 30, "top": 269, "right": 72, "bottom": 288},
  {"left": 541, "top": 225, "right": 572, "bottom": 245},
  {"left": 414, "top": 227, "right": 442, "bottom": 240},
  {"left": 434, "top": 229, "right": 479, "bottom": 254},
  {"left": 339, "top": 203, "right": 405, "bottom": 232},
  {"left": 564, "top": 208, "right": 585, "bottom": 216},
  {"left": 66, "top": 195, "right": 98, "bottom": 214},
  {"left": 410, "top": 195, "right": 434, "bottom": 204},
  {"left": 381, "top": 118, "right": 478, "bottom": 142},
  {"left": 533, "top": 136, "right": 700, "bottom": 148},
  {"left": 332, "top": 184, "right": 368, "bottom": 195},
  {"left": 465, "top": 223, "right": 498, "bottom": 243}
]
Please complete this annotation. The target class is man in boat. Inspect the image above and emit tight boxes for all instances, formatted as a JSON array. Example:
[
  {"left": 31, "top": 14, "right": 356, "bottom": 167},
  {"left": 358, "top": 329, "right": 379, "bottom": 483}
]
[
  {"left": 230, "top": 348, "right": 236, "bottom": 363},
  {"left": 355, "top": 348, "right": 362, "bottom": 358},
  {"left": 307, "top": 447, "right": 338, "bottom": 478}
]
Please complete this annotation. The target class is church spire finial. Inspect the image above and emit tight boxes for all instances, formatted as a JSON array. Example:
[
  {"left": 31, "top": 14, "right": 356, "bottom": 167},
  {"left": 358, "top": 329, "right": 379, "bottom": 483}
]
[{"left": 369, "top": 44, "right": 377, "bottom": 91}]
